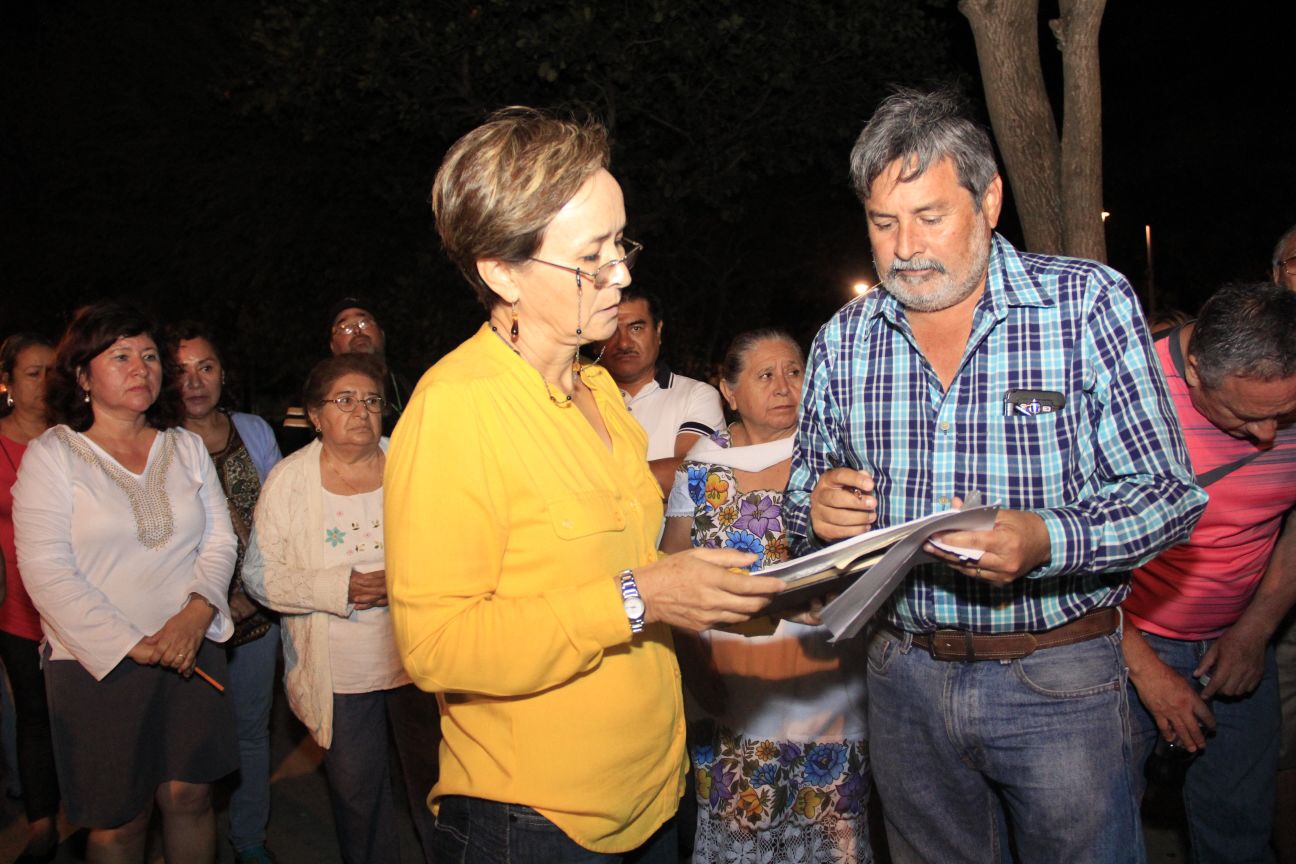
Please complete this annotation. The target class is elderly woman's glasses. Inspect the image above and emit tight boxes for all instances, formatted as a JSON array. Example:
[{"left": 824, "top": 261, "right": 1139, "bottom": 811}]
[
  {"left": 321, "top": 395, "right": 386, "bottom": 414},
  {"left": 528, "top": 238, "right": 643, "bottom": 289}
]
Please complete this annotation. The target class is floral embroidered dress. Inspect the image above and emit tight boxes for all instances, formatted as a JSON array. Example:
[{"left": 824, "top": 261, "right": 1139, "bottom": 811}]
[{"left": 667, "top": 428, "right": 871, "bottom": 864}]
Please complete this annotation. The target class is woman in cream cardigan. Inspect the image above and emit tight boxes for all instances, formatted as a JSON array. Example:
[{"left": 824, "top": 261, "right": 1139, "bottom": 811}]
[{"left": 243, "top": 353, "right": 439, "bottom": 864}]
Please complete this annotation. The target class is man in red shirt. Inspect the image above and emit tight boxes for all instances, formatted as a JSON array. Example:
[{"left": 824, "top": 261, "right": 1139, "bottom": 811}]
[{"left": 1125, "top": 281, "right": 1296, "bottom": 863}]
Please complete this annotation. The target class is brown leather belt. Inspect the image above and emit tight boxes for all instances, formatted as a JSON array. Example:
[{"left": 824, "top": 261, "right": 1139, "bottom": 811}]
[{"left": 885, "top": 607, "right": 1120, "bottom": 661}]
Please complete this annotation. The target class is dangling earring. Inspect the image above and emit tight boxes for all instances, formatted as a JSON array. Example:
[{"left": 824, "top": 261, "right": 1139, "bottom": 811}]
[
  {"left": 4, "top": 392, "right": 12, "bottom": 409},
  {"left": 510, "top": 301, "right": 519, "bottom": 343},
  {"left": 83, "top": 389, "right": 91, "bottom": 403}
]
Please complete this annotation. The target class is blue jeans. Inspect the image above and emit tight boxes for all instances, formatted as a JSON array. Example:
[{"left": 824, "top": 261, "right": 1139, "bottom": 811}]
[
  {"left": 0, "top": 631, "right": 59, "bottom": 821},
  {"left": 386, "top": 682, "right": 441, "bottom": 862},
  {"left": 325, "top": 685, "right": 441, "bottom": 864},
  {"left": 866, "top": 628, "right": 1144, "bottom": 864},
  {"left": 1128, "top": 632, "right": 1279, "bottom": 864},
  {"left": 432, "top": 795, "right": 677, "bottom": 864},
  {"left": 225, "top": 623, "right": 280, "bottom": 853}
]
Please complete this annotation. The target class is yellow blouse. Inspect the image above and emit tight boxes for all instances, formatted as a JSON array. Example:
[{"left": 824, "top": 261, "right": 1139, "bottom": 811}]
[{"left": 384, "top": 324, "right": 684, "bottom": 853}]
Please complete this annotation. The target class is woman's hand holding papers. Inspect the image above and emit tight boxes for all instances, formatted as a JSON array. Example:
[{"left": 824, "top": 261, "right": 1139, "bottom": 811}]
[{"left": 636, "top": 548, "right": 783, "bottom": 632}]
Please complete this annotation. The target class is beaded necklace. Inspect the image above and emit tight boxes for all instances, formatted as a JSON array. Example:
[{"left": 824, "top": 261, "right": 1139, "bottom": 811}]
[
  {"left": 488, "top": 324, "right": 576, "bottom": 408},
  {"left": 57, "top": 426, "right": 176, "bottom": 549}
]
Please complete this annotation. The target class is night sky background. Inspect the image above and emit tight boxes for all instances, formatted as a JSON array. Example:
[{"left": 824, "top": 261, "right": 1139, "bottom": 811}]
[{"left": 3, "top": 1, "right": 1292, "bottom": 416}]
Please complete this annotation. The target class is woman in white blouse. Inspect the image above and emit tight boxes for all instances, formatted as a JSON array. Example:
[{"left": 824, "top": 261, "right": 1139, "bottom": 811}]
[
  {"left": 12, "top": 301, "right": 238, "bottom": 863},
  {"left": 243, "top": 352, "right": 440, "bottom": 864}
]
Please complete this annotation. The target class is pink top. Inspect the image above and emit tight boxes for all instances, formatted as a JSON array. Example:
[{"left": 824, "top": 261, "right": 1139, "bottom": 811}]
[
  {"left": 0, "top": 435, "right": 42, "bottom": 642},
  {"left": 1125, "top": 336, "right": 1296, "bottom": 640}
]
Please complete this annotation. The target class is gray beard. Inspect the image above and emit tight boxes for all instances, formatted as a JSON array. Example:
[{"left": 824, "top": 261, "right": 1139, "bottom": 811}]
[{"left": 876, "top": 223, "right": 992, "bottom": 313}]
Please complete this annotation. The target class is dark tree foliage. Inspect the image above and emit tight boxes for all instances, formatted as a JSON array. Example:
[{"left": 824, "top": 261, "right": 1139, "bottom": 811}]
[
  {"left": 3, "top": 2, "right": 956, "bottom": 413},
  {"left": 236, "top": 0, "right": 957, "bottom": 375}
]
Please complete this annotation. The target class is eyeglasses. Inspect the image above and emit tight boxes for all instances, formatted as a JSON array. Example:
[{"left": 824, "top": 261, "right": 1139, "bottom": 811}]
[
  {"left": 320, "top": 394, "right": 387, "bottom": 414},
  {"left": 528, "top": 238, "right": 643, "bottom": 289},
  {"left": 332, "top": 316, "right": 377, "bottom": 337}
]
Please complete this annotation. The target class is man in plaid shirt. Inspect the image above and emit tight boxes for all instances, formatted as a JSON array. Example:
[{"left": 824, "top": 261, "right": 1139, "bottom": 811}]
[{"left": 784, "top": 89, "right": 1206, "bottom": 864}]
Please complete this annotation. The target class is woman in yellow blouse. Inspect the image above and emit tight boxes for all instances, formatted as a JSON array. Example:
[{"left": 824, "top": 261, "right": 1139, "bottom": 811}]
[{"left": 385, "top": 107, "right": 784, "bottom": 863}]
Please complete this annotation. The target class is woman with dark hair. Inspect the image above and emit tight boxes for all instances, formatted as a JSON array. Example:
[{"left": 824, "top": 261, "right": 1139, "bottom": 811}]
[
  {"left": 12, "top": 301, "right": 239, "bottom": 863},
  {"left": 661, "top": 330, "right": 871, "bottom": 864},
  {"left": 385, "top": 107, "right": 782, "bottom": 863},
  {"left": 163, "top": 321, "right": 282, "bottom": 864},
  {"left": 0, "top": 332, "right": 61, "bottom": 862},
  {"left": 243, "top": 352, "right": 440, "bottom": 864}
]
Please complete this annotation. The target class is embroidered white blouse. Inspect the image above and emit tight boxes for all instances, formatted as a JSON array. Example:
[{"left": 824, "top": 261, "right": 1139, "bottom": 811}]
[{"left": 12, "top": 425, "right": 236, "bottom": 680}]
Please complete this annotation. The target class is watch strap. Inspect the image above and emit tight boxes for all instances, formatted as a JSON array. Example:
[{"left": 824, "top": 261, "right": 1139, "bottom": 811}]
[{"left": 619, "top": 568, "right": 645, "bottom": 634}]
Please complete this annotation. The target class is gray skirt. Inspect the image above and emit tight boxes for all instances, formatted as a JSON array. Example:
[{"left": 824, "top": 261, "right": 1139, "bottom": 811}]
[{"left": 44, "top": 638, "right": 238, "bottom": 828}]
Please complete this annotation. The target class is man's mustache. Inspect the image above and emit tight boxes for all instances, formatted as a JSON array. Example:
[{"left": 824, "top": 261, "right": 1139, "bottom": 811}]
[{"left": 889, "top": 257, "right": 946, "bottom": 276}]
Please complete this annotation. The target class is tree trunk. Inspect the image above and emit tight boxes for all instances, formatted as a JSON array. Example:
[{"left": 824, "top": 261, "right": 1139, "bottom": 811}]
[
  {"left": 1051, "top": 0, "right": 1107, "bottom": 262},
  {"left": 959, "top": 0, "right": 1063, "bottom": 254}
]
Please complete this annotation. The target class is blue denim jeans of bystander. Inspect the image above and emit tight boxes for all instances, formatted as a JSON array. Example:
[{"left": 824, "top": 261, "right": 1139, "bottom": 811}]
[
  {"left": 325, "top": 685, "right": 441, "bottom": 864},
  {"left": 432, "top": 795, "right": 677, "bottom": 864},
  {"left": 866, "top": 627, "right": 1144, "bottom": 864},
  {"left": 226, "top": 623, "right": 280, "bottom": 854},
  {"left": 1128, "top": 632, "right": 1278, "bottom": 864}
]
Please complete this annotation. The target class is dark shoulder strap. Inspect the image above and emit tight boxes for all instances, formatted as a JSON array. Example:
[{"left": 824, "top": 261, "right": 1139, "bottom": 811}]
[
  {"left": 1162, "top": 323, "right": 1188, "bottom": 377},
  {"left": 1197, "top": 449, "right": 1266, "bottom": 488}
]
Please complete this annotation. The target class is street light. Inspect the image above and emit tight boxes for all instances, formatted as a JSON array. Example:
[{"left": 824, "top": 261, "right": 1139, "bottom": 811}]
[
  {"left": 1145, "top": 224, "right": 1156, "bottom": 319},
  {"left": 852, "top": 281, "right": 872, "bottom": 296}
]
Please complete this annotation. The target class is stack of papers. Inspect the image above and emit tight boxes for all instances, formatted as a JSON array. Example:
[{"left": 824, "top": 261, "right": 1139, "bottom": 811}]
[{"left": 759, "top": 495, "right": 999, "bottom": 641}]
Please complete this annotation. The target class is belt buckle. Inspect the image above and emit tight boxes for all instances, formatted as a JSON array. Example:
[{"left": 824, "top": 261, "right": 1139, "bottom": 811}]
[{"left": 929, "top": 629, "right": 975, "bottom": 661}]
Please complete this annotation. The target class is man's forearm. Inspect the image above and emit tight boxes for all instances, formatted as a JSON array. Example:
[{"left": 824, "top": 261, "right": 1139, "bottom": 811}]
[{"left": 1030, "top": 474, "right": 1206, "bottom": 578}]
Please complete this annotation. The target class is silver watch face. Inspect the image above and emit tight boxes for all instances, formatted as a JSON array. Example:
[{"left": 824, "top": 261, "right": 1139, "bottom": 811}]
[{"left": 624, "top": 596, "right": 646, "bottom": 620}]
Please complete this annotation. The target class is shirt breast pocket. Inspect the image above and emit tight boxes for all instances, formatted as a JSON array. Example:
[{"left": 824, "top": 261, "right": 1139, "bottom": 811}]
[
  {"left": 546, "top": 491, "right": 627, "bottom": 541},
  {"left": 1001, "top": 407, "right": 1075, "bottom": 508}
]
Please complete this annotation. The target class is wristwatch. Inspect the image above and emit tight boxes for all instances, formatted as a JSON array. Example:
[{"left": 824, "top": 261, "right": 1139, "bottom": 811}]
[{"left": 619, "top": 569, "right": 646, "bottom": 634}]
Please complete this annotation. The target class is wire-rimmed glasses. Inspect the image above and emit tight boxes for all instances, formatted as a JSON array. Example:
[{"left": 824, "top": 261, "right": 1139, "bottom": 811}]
[
  {"left": 528, "top": 238, "right": 643, "bottom": 289},
  {"left": 332, "top": 316, "right": 378, "bottom": 337},
  {"left": 320, "top": 394, "right": 387, "bottom": 414}
]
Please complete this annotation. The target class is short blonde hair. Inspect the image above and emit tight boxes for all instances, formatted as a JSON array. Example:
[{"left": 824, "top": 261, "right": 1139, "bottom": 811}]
[{"left": 430, "top": 107, "right": 611, "bottom": 308}]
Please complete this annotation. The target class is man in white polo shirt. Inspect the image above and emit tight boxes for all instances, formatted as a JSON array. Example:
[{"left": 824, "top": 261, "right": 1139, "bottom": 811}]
[{"left": 600, "top": 287, "right": 724, "bottom": 491}]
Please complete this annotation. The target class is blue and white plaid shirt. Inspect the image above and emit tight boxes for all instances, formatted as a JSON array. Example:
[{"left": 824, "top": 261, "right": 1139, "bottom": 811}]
[{"left": 785, "top": 234, "right": 1207, "bottom": 634}]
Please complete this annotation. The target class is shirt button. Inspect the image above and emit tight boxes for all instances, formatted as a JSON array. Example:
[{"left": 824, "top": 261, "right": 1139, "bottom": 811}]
[
  {"left": 938, "top": 495, "right": 949, "bottom": 506},
  {"left": 561, "top": 520, "right": 573, "bottom": 529},
  {"left": 939, "top": 421, "right": 951, "bottom": 432}
]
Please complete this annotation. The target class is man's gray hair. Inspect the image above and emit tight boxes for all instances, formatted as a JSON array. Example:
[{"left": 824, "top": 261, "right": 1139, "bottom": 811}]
[
  {"left": 1272, "top": 223, "right": 1296, "bottom": 268},
  {"left": 1189, "top": 282, "right": 1296, "bottom": 388},
  {"left": 849, "top": 87, "right": 999, "bottom": 209}
]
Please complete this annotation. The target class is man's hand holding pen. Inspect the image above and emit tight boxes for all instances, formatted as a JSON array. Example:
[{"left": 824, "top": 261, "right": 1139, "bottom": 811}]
[{"left": 809, "top": 467, "right": 878, "bottom": 542}]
